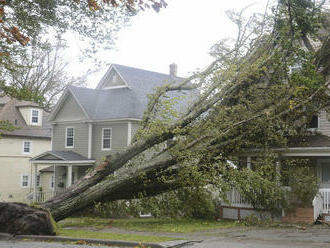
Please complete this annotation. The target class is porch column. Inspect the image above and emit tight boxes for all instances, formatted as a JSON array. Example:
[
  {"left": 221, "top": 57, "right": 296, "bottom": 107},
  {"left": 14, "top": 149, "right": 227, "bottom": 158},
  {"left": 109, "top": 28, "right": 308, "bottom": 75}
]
[
  {"left": 276, "top": 160, "right": 281, "bottom": 184},
  {"left": 33, "top": 164, "right": 38, "bottom": 202},
  {"left": 53, "top": 164, "right": 56, "bottom": 192},
  {"left": 247, "top": 156, "right": 252, "bottom": 170},
  {"left": 88, "top": 123, "right": 93, "bottom": 159},
  {"left": 67, "top": 165, "right": 73, "bottom": 187}
]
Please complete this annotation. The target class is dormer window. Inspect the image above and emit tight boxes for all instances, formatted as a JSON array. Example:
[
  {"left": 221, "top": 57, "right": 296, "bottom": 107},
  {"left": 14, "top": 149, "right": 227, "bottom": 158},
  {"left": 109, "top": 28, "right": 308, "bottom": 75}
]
[{"left": 31, "top": 109, "right": 39, "bottom": 125}]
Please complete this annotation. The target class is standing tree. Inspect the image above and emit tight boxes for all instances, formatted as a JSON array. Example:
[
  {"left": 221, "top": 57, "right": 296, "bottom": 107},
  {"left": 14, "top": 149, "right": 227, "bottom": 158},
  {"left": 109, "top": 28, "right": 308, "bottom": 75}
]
[
  {"left": 0, "top": 0, "right": 167, "bottom": 104},
  {"left": 0, "top": 41, "right": 87, "bottom": 109},
  {"left": 0, "top": 0, "right": 329, "bottom": 235}
]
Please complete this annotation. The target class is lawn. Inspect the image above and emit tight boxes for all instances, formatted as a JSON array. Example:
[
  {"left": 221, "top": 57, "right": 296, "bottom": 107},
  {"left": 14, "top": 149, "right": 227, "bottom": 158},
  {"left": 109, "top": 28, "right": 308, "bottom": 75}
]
[
  {"left": 58, "top": 229, "right": 176, "bottom": 243},
  {"left": 58, "top": 217, "right": 241, "bottom": 233}
]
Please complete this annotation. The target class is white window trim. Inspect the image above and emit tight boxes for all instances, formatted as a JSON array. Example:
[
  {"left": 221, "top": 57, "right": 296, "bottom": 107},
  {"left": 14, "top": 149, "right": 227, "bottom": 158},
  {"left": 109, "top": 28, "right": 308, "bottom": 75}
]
[
  {"left": 101, "top": 127, "right": 112, "bottom": 151},
  {"left": 31, "top": 109, "right": 40, "bottom": 125},
  {"left": 65, "top": 127, "right": 74, "bottom": 148},
  {"left": 22, "top": 140, "right": 32, "bottom": 154},
  {"left": 21, "top": 174, "right": 30, "bottom": 188}
]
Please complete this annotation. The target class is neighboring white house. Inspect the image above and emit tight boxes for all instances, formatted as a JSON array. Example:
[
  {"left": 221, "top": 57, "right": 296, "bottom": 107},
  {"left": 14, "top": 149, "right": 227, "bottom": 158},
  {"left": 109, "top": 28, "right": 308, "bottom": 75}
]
[{"left": 0, "top": 95, "right": 51, "bottom": 202}]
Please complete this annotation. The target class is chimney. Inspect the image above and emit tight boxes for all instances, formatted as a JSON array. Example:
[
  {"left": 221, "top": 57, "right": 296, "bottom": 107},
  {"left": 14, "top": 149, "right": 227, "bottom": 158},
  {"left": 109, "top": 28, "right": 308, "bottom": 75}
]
[{"left": 169, "top": 63, "right": 177, "bottom": 77}]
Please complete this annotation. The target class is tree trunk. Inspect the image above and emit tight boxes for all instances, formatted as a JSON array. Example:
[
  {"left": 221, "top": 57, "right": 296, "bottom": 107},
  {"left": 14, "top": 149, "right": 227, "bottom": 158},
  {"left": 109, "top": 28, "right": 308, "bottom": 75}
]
[{"left": 43, "top": 152, "right": 176, "bottom": 221}]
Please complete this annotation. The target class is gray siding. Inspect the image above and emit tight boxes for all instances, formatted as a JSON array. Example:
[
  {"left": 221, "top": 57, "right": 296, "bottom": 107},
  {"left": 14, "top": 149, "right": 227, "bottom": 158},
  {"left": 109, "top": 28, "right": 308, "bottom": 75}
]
[
  {"left": 52, "top": 123, "right": 89, "bottom": 157},
  {"left": 131, "top": 122, "right": 140, "bottom": 141},
  {"left": 319, "top": 111, "right": 330, "bottom": 136},
  {"left": 92, "top": 122, "right": 128, "bottom": 164},
  {"left": 53, "top": 94, "right": 87, "bottom": 122}
]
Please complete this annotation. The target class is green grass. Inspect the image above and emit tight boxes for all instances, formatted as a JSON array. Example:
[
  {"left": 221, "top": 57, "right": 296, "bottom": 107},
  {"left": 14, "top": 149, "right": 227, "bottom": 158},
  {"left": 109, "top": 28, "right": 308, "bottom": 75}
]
[
  {"left": 58, "top": 229, "right": 177, "bottom": 243},
  {"left": 58, "top": 217, "right": 241, "bottom": 233}
]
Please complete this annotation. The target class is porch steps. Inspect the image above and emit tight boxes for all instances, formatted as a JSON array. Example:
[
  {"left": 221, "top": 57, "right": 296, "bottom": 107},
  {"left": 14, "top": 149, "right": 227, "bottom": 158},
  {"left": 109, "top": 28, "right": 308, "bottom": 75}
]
[{"left": 282, "top": 208, "right": 314, "bottom": 224}]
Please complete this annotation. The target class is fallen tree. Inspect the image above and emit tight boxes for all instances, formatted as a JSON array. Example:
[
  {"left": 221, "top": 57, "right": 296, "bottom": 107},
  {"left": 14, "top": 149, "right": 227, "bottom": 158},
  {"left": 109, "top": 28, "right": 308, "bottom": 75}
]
[{"left": 2, "top": 0, "right": 330, "bottom": 234}]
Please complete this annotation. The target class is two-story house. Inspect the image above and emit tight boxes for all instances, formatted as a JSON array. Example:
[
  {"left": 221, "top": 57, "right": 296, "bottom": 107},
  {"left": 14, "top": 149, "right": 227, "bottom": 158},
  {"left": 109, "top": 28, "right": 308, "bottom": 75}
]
[
  {"left": 0, "top": 95, "right": 51, "bottom": 202},
  {"left": 31, "top": 63, "right": 192, "bottom": 201}
]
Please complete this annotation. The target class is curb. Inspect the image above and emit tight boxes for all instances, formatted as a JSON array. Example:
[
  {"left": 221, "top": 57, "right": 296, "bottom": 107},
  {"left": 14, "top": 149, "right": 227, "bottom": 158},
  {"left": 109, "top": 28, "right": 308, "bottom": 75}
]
[{"left": 0, "top": 232, "right": 165, "bottom": 248}]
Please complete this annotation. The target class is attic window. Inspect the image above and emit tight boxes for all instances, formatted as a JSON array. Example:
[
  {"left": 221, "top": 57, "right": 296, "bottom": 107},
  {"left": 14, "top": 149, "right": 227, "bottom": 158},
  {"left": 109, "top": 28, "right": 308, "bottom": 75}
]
[
  {"left": 31, "top": 109, "right": 39, "bottom": 124},
  {"left": 66, "top": 127, "right": 74, "bottom": 148},
  {"left": 102, "top": 128, "right": 112, "bottom": 150}
]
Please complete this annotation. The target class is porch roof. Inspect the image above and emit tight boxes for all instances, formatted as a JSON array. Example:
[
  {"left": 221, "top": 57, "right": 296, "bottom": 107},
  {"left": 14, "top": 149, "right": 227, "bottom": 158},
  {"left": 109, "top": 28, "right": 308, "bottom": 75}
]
[
  {"left": 276, "top": 135, "right": 330, "bottom": 157},
  {"left": 31, "top": 151, "right": 95, "bottom": 165}
]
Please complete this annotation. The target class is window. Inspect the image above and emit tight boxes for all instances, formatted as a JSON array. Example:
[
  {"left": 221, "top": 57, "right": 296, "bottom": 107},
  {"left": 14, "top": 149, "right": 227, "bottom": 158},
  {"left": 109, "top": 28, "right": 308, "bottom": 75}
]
[
  {"left": 36, "top": 175, "right": 40, "bottom": 187},
  {"left": 31, "top": 109, "right": 39, "bottom": 124},
  {"left": 102, "top": 128, "right": 112, "bottom": 150},
  {"left": 307, "top": 114, "right": 319, "bottom": 129},
  {"left": 49, "top": 175, "right": 55, "bottom": 189},
  {"left": 66, "top": 127, "right": 74, "bottom": 148},
  {"left": 21, "top": 174, "right": 30, "bottom": 188},
  {"left": 322, "top": 166, "right": 330, "bottom": 183},
  {"left": 22, "top": 141, "right": 32, "bottom": 154}
]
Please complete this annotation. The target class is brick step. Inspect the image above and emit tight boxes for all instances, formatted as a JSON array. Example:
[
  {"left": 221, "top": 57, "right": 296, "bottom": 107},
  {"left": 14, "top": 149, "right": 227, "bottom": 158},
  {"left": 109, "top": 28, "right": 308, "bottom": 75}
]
[{"left": 282, "top": 208, "right": 314, "bottom": 224}]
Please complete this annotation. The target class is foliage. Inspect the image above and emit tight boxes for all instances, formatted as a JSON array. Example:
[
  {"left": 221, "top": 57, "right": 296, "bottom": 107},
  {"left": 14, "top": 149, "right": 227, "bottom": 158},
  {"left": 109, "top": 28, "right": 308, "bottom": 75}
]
[
  {"left": 226, "top": 157, "right": 287, "bottom": 215},
  {"left": 94, "top": 187, "right": 217, "bottom": 219},
  {"left": 281, "top": 158, "right": 319, "bottom": 207},
  {"left": 0, "top": 0, "right": 166, "bottom": 59},
  {"left": 0, "top": 120, "right": 16, "bottom": 135}
]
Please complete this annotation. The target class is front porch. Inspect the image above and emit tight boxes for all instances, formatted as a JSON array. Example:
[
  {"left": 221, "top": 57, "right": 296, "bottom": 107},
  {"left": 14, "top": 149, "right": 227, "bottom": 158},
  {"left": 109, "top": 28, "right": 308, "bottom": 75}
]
[
  {"left": 30, "top": 151, "right": 95, "bottom": 203},
  {"left": 221, "top": 135, "right": 330, "bottom": 223}
]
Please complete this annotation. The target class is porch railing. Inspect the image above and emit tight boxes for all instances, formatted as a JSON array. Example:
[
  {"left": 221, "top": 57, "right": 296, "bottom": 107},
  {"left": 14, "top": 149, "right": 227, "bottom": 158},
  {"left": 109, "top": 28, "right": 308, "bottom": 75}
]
[
  {"left": 27, "top": 190, "right": 65, "bottom": 203},
  {"left": 319, "top": 189, "right": 330, "bottom": 214},
  {"left": 313, "top": 188, "right": 330, "bottom": 220},
  {"left": 221, "top": 188, "right": 253, "bottom": 208}
]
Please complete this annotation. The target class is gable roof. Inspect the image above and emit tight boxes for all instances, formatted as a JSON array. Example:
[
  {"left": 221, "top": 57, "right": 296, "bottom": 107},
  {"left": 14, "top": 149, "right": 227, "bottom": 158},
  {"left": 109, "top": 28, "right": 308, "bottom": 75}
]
[
  {"left": 0, "top": 97, "right": 51, "bottom": 138},
  {"left": 31, "top": 151, "right": 95, "bottom": 164},
  {"left": 96, "top": 64, "right": 185, "bottom": 90},
  {"left": 31, "top": 151, "right": 90, "bottom": 161},
  {"left": 50, "top": 64, "right": 195, "bottom": 122}
]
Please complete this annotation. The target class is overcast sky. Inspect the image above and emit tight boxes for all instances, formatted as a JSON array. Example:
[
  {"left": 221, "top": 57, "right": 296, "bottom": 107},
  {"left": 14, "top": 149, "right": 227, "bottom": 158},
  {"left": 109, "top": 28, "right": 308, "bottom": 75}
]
[{"left": 70, "top": 0, "right": 270, "bottom": 88}]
